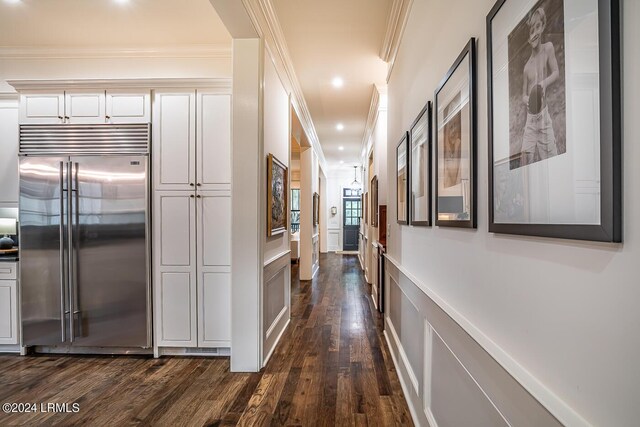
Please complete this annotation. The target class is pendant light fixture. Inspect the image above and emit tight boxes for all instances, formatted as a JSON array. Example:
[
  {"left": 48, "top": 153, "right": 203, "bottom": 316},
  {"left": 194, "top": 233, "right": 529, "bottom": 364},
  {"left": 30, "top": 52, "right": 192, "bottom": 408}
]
[{"left": 351, "top": 166, "right": 361, "bottom": 191}]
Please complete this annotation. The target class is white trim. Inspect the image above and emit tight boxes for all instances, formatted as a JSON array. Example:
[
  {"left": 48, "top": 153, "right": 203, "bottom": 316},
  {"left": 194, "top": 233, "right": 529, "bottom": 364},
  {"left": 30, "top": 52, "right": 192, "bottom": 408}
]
[
  {"left": 0, "top": 93, "right": 19, "bottom": 100},
  {"left": 8, "top": 78, "right": 232, "bottom": 91},
  {"left": 382, "top": 0, "right": 414, "bottom": 82},
  {"left": 265, "top": 306, "right": 288, "bottom": 339},
  {"left": 158, "top": 347, "right": 231, "bottom": 357},
  {"left": 262, "top": 317, "right": 290, "bottom": 367},
  {"left": 384, "top": 329, "right": 422, "bottom": 426},
  {"left": 385, "top": 255, "right": 589, "bottom": 427},
  {"left": 0, "top": 44, "right": 231, "bottom": 60},
  {"left": 263, "top": 249, "right": 291, "bottom": 268}
]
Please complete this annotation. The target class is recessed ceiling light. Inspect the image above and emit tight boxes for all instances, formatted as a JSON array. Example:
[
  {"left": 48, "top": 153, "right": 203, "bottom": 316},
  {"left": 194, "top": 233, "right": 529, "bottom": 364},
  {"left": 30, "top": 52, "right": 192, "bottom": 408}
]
[
  {"left": 113, "top": 0, "right": 129, "bottom": 4},
  {"left": 338, "top": 146, "right": 344, "bottom": 151},
  {"left": 4, "top": 0, "right": 22, "bottom": 4},
  {"left": 336, "top": 123, "right": 344, "bottom": 131},
  {"left": 331, "top": 77, "right": 344, "bottom": 88},
  {"left": 340, "top": 160, "right": 344, "bottom": 164}
]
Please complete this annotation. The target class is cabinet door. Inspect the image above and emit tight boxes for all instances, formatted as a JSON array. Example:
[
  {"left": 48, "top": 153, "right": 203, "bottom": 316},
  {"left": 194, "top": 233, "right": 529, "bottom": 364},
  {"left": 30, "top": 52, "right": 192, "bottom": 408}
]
[
  {"left": 65, "top": 90, "right": 106, "bottom": 124},
  {"left": 198, "top": 272, "right": 231, "bottom": 346},
  {"left": 153, "top": 91, "right": 196, "bottom": 191},
  {"left": 19, "top": 92, "right": 65, "bottom": 124},
  {"left": 196, "top": 91, "right": 231, "bottom": 191},
  {"left": 153, "top": 191, "right": 197, "bottom": 347},
  {"left": 197, "top": 191, "right": 231, "bottom": 347},
  {"left": 0, "top": 279, "right": 18, "bottom": 345},
  {"left": 106, "top": 90, "right": 151, "bottom": 124},
  {"left": 0, "top": 99, "right": 19, "bottom": 205}
]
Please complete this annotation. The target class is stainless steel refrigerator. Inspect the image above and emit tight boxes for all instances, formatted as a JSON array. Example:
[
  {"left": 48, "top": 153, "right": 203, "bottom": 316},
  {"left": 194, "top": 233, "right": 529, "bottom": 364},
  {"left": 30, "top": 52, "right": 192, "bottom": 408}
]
[{"left": 19, "top": 124, "right": 151, "bottom": 349}]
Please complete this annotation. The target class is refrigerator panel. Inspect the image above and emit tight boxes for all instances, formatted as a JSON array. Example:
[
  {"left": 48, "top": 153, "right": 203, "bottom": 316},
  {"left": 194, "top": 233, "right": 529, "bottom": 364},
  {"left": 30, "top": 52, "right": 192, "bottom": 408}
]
[
  {"left": 69, "top": 156, "right": 150, "bottom": 347},
  {"left": 20, "top": 156, "right": 69, "bottom": 346}
]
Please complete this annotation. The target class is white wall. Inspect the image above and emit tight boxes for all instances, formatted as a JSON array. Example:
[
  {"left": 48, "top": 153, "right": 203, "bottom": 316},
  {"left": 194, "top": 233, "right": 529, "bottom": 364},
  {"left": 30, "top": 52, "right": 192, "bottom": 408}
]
[
  {"left": 262, "top": 49, "right": 291, "bottom": 364},
  {"left": 386, "top": 0, "right": 638, "bottom": 425}
]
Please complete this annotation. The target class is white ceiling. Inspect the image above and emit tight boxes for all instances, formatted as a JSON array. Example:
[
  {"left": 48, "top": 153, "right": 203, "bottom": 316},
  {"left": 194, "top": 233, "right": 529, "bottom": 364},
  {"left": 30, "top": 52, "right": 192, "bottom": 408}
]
[
  {"left": 0, "top": 0, "right": 231, "bottom": 47},
  {"left": 272, "top": 0, "right": 391, "bottom": 169}
]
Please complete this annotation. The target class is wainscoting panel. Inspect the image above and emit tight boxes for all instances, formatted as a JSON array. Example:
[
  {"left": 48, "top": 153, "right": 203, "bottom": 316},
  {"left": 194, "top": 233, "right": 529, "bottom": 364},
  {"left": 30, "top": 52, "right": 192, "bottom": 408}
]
[
  {"left": 328, "top": 228, "right": 340, "bottom": 252},
  {"left": 385, "top": 257, "right": 561, "bottom": 427},
  {"left": 262, "top": 251, "right": 291, "bottom": 364}
]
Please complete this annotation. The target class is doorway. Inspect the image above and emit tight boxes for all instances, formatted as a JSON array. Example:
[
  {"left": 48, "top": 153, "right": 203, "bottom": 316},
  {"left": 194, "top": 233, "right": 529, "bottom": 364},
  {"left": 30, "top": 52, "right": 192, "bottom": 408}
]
[{"left": 342, "top": 188, "right": 361, "bottom": 251}]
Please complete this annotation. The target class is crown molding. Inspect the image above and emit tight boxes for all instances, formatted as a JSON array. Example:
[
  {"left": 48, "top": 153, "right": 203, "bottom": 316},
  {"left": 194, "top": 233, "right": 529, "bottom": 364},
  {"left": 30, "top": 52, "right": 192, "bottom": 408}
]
[
  {"left": 0, "top": 44, "right": 231, "bottom": 60},
  {"left": 7, "top": 78, "right": 232, "bottom": 91},
  {"left": 0, "top": 93, "right": 19, "bottom": 101},
  {"left": 380, "top": 0, "right": 414, "bottom": 82},
  {"left": 360, "top": 84, "right": 388, "bottom": 161},
  {"left": 241, "top": 0, "right": 327, "bottom": 173}
]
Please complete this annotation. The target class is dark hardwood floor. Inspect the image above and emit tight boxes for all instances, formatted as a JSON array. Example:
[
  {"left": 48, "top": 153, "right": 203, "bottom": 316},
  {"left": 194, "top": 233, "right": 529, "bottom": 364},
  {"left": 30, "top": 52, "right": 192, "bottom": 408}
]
[{"left": 0, "top": 253, "right": 412, "bottom": 426}]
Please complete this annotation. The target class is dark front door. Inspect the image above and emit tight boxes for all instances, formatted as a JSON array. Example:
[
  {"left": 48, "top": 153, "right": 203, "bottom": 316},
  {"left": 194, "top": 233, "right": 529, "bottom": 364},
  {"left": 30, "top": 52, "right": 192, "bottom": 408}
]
[{"left": 343, "top": 197, "right": 361, "bottom": 251}]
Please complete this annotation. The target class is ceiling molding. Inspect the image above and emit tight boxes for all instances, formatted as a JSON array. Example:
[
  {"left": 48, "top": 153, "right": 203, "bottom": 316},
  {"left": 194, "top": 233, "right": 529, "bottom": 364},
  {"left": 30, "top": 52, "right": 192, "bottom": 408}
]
[
  {"left": 7, "top": 78, "right": 232, "bottom": 91},
  {"left": 0, "top": 44, "right": 231, "bottom": 60},
  {"left": 0, "top": 93, "right": 19, "bottom": 100},
  {"left": 380, "top": 0, "right": 414, "bottom": 82},
  {"left": 241, "top": 0, "right": 327, "bottom": 173},
  {"left": 360, "top": 84, "right": 387, "bottom": 161}
]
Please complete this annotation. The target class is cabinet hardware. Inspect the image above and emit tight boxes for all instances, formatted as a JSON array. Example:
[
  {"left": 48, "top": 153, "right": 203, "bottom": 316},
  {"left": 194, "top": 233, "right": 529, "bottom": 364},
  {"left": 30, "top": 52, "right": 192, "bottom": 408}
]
[
  {"left": 196, "top": 183, "right": 201, "bottom": 187},
  {"left": 189, "top": 183, "right": 194, "bottom": 187},
  {"left": 196, "top": 195, "right": 201, "bottom": 198},
  {"left": 190, "top": 195, "right": 195, "bottom": 198}
]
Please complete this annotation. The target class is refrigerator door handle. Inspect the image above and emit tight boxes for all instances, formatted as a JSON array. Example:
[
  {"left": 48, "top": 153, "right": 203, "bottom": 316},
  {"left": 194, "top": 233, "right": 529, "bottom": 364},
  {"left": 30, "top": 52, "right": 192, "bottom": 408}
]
[
  {"left": 67, "top": 161, "right": 75, "bottom": 343},
  {"left": 73, "top": 161, "right": 80, "bottom": 319},
  {"left": 59, "top": 161, "right": 66, "bottom": 343}
]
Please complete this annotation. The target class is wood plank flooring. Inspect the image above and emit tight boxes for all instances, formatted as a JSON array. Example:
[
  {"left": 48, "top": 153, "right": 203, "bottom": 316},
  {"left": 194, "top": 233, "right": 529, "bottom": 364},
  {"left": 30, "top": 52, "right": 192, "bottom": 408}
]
[{"left": 0, "top": 253, "right": 412, "bottom": 426}]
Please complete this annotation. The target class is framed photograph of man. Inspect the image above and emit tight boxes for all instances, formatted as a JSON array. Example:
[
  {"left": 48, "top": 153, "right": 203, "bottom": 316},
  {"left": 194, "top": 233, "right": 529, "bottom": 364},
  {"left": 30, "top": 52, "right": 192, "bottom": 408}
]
[
  {"left": 267, "top": 153, "right": 288, "bottom": 236},
  {"left": 434, "top": 38, "right": 477, "bottom": 228},
  {"left": 313, "top": 192, "right": 320, "bottom": 226},
  {"left": 396, "top": 132, "right": 410, "bottom": 225},
  {"left": 410, "top": 101, "right": 433, "bottom": 226},
  {"left": 371, "top": 175, "right": 379, "bottom": 227},
  {"left": 487, "top": 0, "right": 622, "bottom": 242}
]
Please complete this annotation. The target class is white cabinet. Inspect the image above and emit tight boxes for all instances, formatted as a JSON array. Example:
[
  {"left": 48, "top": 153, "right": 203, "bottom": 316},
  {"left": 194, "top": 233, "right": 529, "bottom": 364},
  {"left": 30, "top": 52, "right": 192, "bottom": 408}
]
[
  {"left": 106, "top": 90, "right": 151, "bottom": 124},
  {"left": 0, "top": 263, "right": 18, "bottom": 345},
  {"left": 20, "top": 90, "right": 150, "bottom": 124},
  {"left": 153, "top": 91, "right": 196, "bottom": 191},
  {"left": 153, "top": 89, "right": 231, "bottom": 350},
  {"left": 0, "top": 98, "right": 19, "bottom": 204},
  {"left": 154, "top": 90, "right": 231, "bottom": 192}
]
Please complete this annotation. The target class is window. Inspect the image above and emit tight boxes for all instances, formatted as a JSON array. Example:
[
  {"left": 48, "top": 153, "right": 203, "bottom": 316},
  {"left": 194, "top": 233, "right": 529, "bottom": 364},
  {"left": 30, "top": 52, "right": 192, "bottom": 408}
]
[{"left": 291, "top": 189, "right": 300, "bottom": 232}]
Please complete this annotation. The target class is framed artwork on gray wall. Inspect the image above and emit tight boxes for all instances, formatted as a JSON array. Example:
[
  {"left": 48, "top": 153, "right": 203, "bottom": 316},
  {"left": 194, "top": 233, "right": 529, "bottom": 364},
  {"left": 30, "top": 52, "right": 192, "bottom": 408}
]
[
  {"left": 410, "top": 101, "right": 433, "bottom": 226},
  {"left": 434, "top": 38, "right": 477, "bottom": 228},
  {"left": 396, "top": 132, "right": 410, "bottom": 225},
  {"left": 487, "top": 0, "right": 622, "bottom": 242}
]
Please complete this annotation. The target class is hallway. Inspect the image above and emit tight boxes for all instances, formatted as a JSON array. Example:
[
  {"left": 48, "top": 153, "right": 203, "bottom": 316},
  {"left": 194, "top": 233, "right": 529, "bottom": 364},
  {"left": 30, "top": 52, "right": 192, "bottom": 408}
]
[{"left": 0, "top": 254, "right": 412, "bottom": 426}]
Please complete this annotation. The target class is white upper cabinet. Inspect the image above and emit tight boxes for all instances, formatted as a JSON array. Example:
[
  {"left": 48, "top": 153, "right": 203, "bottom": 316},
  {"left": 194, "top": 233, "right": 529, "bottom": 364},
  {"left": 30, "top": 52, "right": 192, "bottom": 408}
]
[
  {"left": 0, "top": 99, "right": 19, "bottom": 205},
  {"left": 197, "top": 91, "right": 231, "bottom": 190},
  {"left": 64, "top": 90, "right": 106, "bottom": 124},
  {"left": 106, "top": 90, "right": 151, "bottom": 124},
  {"left": 153, "top": 91, "right": 196, "bottom": 191},
  {"left": 19, "top": 90, "right": 150, "bottom": 124},
  {"left": 19, "top": 92, "right": 65, "bottom": 124}
]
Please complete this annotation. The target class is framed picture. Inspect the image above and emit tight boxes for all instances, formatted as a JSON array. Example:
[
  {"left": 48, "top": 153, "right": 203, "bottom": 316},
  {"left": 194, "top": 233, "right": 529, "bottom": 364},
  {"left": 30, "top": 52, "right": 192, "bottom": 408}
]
[
  {"left": 364, "top": 192, "right": 369, "bottom": 225},
  {"left": 361, "top": 193, "right": 365, "bottom": 219},
  {"left": 487, "top": 0, "right": 621, "bottom": 242},
  {"left": 396, "top": 132, "right": 410, "bottom": 225},
  {"left": 313, "top": 192, "right": 320, "bottom": 226},
  {"left": 435, "top": 38, "right": 477, "bottom": 228},
  {"left": 410, "top": 101, "right": 433, "bottom": 226},
  {"left": 371, "top": 175, "right": 379, "bottom": 227},
  {"left": 267, "top": 153, "right": 288, "bottom": 236}
]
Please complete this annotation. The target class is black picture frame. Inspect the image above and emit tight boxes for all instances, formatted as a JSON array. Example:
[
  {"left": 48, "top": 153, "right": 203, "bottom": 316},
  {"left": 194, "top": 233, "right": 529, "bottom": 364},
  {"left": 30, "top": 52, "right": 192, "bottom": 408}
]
[
  {"left": 487, "top": 0, "right": 622, "bottom": 242},
  {"left": 409, "top": 101, "right": 433, "bottom": 226},
  {"left": 396, "top": 132, "right": 410, "bottom": 225},
  {"left": 371, "top": 175, "right": 379, "bottom": 227},
  {"left": 434, "top": 38, "right": 477, "bottom": 228}
]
